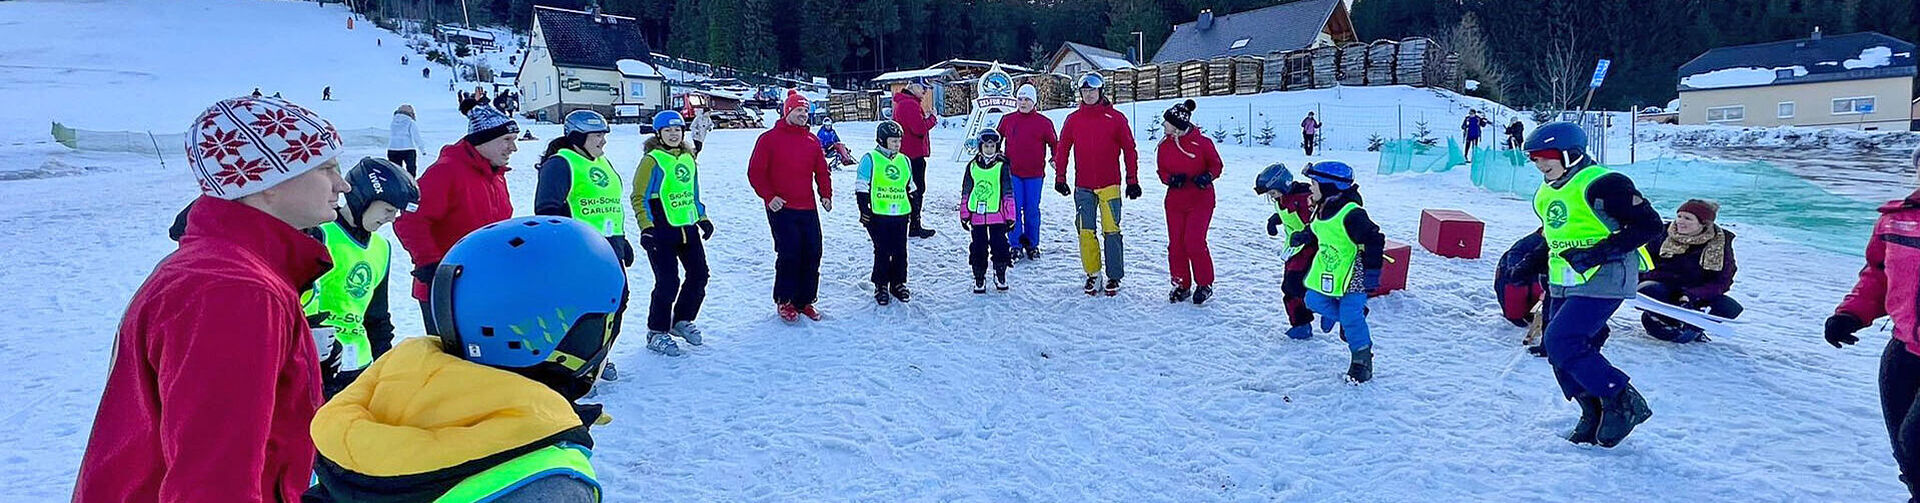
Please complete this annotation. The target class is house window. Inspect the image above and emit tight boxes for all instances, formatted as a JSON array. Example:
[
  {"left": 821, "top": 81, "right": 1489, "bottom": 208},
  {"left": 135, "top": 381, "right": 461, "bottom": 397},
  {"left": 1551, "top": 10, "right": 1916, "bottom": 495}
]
[
  {"left": 1064, "top": 62, "right": 1083, "bottom": 75},
  {"left": 1777, "top": 101, "right": 1795, "bottom": 119},
  {"left": 1832, "top": 96, "right": 1876, "bottom": 115},
  {"left": 1774, "top": 68, "right": 1795, "bottom": 80},
  {"left": 1706, "top": 105, "right": 1745, "bottom": 123},
  {"left": 630, "top": 81, "right": 646, "bottom": 99},
  {"left": 1230, "top": 38, "right": 1251, "bottom": 50}
]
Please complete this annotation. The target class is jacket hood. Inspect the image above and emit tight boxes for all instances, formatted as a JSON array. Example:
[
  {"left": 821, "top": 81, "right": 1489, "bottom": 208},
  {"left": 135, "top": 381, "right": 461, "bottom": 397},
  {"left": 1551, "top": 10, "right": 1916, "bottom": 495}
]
[{"left": 311, "top": 337, "right": 586, "bottom": 477}]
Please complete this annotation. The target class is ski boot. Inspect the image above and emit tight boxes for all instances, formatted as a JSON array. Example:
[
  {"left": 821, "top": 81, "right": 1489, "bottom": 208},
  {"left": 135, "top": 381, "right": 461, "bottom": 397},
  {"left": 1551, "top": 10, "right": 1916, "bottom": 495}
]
[
  {"left": 1169, "top": 286, "right": 1191, "bottom": 303},
  {"left": 875, "top": 283, "right": 892, "bottom": 306},
  {"left": 671, "top": 320, "right": 704, "bottom": 346},
  {"left": 799, "top": 304, "right": 823, "bottom": 321},
  {"left": 994, "top": 268, "right": 1009, "bottom": 291},
  {"left": 599, "top": 361, "right": 620, "bottom": 381},
  {"left": 1084, "top": 274, "right": 1101, "bottom": 296},
  {"left": 777, "top": 302, "right": 800, "bottom": 323},
  {"left": 1567, "top": 394, "right": 1604, "bottom": 445},
  {"left": 1192, "top": 285, "right": 1213, "bottom": 305},
  {"left": 1595, "top": 384, "right": 1652, "bottom": 448},
  {"left": 646, "top": 331, "right": 682, "bottom": 356},
  {"left": 889, "top": 284, "right": 913, "bottom": 303},
  {"left": 910, "top": 227, "right": 937, "bottom": 239},
  {"left": 1104, "top": 278, "right": 1121, "bottom": 297},
  {"left": 1285, "top": 324, "right": 1314, "bottom": 340},
  {"left": 973, "top": 276, "right": 988, "bottom": 294},
  {"left": 1346, "top": 346, "right": 1373, "bottom": 383},
  {"left": 1025, "top": 247, "right": 1039, "bottom": 261}
]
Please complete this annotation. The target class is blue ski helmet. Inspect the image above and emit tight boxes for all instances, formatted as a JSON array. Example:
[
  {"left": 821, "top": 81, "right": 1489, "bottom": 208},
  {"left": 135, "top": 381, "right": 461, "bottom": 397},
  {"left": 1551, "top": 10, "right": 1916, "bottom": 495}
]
[
  {"left": 1523, "top": 121, "right": 1588, "bottom": 155},
  {"left": 1304, "top": 161, "right": 1355, "bottom": 190},
  {"left": 343, "top": 157, "right": 419, "bottom": 227},
  {"left": 563, "top": 109, "right": 610, "bottom": 135},
  {"left": 431, "top": 217, "right": 625, "bottom": 380},
  {"left": 1254, "top": 162, "right": 1295, "bottom": 194},
  {"left": 652, "top": 110, "right": 687, "bottom": 133}
]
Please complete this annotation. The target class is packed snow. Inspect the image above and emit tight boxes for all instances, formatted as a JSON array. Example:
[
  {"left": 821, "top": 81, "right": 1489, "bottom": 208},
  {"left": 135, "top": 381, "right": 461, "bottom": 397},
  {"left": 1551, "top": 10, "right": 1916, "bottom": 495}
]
[
  {"left": 1843, "top": 46, "right": 1895, "bottom": 69},
  {"left": 0, "top": 0, "right": 1912, "bottom": 501}
]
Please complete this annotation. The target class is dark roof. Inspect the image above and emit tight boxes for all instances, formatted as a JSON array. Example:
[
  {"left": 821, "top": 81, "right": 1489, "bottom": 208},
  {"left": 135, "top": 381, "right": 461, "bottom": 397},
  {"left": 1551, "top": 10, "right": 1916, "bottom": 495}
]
[
  {"left": 1678, "top": 31, "right": 1915, "bottom": 91},
  {"left": 1151, "top": 0, "right": 1340, "bottom": 64},
  {"left": 534, "top": 5, "right": 653, "bottom": 71}
]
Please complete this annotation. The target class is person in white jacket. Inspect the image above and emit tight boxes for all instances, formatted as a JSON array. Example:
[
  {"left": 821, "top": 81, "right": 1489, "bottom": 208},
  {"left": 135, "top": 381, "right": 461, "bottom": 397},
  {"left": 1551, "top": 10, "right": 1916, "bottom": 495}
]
[{"left": 388, "top": 104, "right": 425, "bottom": 176}]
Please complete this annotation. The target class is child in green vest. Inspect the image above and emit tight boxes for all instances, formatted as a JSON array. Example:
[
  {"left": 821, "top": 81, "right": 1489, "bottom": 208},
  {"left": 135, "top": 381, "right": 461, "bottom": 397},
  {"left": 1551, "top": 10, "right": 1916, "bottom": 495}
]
[
  {"left": 858, "top": 121, "right": 915, "bottom": 305},
  {"left": 962, "top": 129, "right": 1017, "bottom": 293},
  {"left": 536, "top": 110, "right": 640, "bottom": 368},
  {"left": 305, "top": 157, "right": 419, "bottom": 398},
  {"left": 1255, "top": 163, "right": 1321, "bottom": 341},
  {"left": 1291, "top": 161, "right": 1385, "bottom": 383},
  {"left": 630, "top": 110, "right": 713, "bottom": 357}
]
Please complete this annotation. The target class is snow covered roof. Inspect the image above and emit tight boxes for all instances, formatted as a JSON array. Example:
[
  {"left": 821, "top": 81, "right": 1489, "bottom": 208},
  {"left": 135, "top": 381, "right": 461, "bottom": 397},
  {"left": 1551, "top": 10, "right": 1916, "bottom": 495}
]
[
  {"left": 1151, "top": 0, "right": 1350, "bottom": 63},
  {"left": 534, "top": 5, "right": 652, "bottom": 72},
  {"left": 1679, "top": 31, "right": 1914, "bottom": 91},
  {"left": 616, "top": 59, "right": 660, "bottom": 78},
  {"left": 1058, "top": 42, "right": 1134, "bottom": 71},
  {"left": 438, "top": 26, "right": 496, "bottom": 42},
  {"left": 870, "top": 68, "right": 953, "bottom": 84},
  {"left": 929, "top": 59, "right": 1038, "bottom": 74}
]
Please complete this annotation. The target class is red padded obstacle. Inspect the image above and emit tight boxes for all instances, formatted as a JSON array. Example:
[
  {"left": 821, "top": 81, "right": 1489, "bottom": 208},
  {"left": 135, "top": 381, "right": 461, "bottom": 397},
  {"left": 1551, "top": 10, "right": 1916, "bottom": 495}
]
[
  {"left": 1419, "top": 209, "right": 1484, "bottom": 259},
  {"left": 1372, "top": 239, "right": 1412, "bottom": 297}
]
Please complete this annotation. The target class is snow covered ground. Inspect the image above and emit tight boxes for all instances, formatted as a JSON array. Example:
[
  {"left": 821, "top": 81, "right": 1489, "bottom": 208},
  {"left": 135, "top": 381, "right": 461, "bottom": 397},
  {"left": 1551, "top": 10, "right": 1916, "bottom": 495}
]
[{"left": 0, "top": 0, "right": 1908, "bottom": 500}]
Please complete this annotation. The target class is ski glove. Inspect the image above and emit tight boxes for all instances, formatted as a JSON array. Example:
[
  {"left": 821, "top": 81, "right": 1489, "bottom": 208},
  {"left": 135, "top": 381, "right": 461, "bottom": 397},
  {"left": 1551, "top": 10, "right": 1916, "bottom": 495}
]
[
  {"left": 1125, "top": 183, "right": 1143, "bottom": 200},
  {"left": 961, "top": 220, "right": 973, "bottom": 231},
  {"left": 1193, "top": 173, "right": 1215, "bottom": 189},
  {"left": 1363, "top": 269, "right": 1383, "bottom": 292},
  {"left": 1825, "top": 313, "right": 1864, "bottom": 348},
  {"left": 410, "top": 263, "right": 438, "bottom": 285},
  {"left": 1289, "top": 230, "right": 1314, "bottom": 248},
  {"left": 306, "top": 312, "right": 342, "bottom": 372},
  {"left": 1166, "top": 173, "right": 1187, "bottom": 189},
  {"left": 616, "top": 239, "right": 635, "bottom": 268},
  {"left": 698, "top": 220, "right": 715, "bottom": 240},
  {"left": 1267, "top": 214, "right": 1284, "bottom": 237},
  {"left": 1055, "top": 181, "right": 1072, "bottom": 197},
  {"left": 638, "top": 228, "right": 659, "bottom": 252},
  {"left": 1559, "top": 247, "right": 1607, "bottom": 273}
]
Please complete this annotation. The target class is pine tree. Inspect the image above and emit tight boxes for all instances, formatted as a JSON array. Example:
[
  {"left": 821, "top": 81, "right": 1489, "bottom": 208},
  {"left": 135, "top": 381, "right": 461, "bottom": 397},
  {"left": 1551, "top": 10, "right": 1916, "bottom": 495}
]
[{"left": 1255, "top": 115, "right": 1277, "bottom": 146}]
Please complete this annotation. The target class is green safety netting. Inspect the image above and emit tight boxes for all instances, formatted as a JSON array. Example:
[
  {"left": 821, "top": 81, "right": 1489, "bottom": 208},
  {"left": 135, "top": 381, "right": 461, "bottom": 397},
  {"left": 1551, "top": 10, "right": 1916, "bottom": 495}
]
[{"left": 1375, "top": 138, "right": 1464, "bottom": 175}]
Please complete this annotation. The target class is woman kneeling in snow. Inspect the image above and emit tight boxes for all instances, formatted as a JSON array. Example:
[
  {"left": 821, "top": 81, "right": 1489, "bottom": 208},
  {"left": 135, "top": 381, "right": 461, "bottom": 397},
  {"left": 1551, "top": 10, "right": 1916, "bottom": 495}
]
[{"left": 1638, "top": 199, "right": 1742, "bottom": 343}]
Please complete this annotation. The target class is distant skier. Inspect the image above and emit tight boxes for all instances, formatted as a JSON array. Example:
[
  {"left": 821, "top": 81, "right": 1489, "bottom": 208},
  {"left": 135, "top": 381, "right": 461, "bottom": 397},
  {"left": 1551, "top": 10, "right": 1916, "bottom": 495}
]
[
  {"left": 1156, "top": 99, "right": 1221, "bottom": 305},
  {"left": 1291, "top": 161, "right": 1385, "bottom": 383},
  {"left": 1638, "top": 199, "right": 1743, "bottom": 343},
  {"left": 858, "top": 121, "right": 914, "bottom": 305},
  {"left": 960, "top": 129, "right": 1015, "bottom": 294},
  {"left": 388, "top": 104, "right": 423, "bottom": 176},
  {"left": 1505, "top": 118, "right": 1525, "bottom": 150},
  {"left": 251, "top": 87, "right": 263, "bottom": 97},
  {"left": 422, "top": 66, "right": 430, "bottom": 79},
  {"left": 892, "top": 78, "right": 938, "bottom": 238},
  {"left": 534, "top": 110, "right": 639, "bottom": 369},
  {"left": 1254, "top": 163, "right": 1318, "bottom": 340},
  {"left": 1300, "top": 111, "right": 1322, "bottom": 156},
  {"left": 1826, "top": 147, "right": 1920, "bottom": 502},
  {"left": 76, "top": 96, "right": 347, "bottom": 502},
  {"left": 305, "top": 157, "right": 419, "bottom": 398},
  {"left": 1054, "top": 72, "right": 1141, "bottom": 296},
  {"left": 1461, "top": 110, "right": 1487, "bottom": 162},
  {"left": 308, "top": 217, "right": 620, "bottom": 502},
  {"left": 1522, "top": 121, "right": 1663, "bottom": 447},
  {"left": 996, "top": 83, "right": 1057, "bottom": 260},
  {"left": 629, "top": 110, "right": 713, "bottom": 357},
  {"left": 748, "top": 91, "right": 834, "bottom": 322},
  {"left": 322, "top": 86, "right": 332, "bottom": 101}
]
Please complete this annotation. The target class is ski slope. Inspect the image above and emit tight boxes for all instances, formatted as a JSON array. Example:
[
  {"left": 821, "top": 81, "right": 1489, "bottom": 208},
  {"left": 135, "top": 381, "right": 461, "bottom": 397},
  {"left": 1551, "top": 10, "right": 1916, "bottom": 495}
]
[{"left": 0, "top": 0, "right": 1904, "bottom": 500}]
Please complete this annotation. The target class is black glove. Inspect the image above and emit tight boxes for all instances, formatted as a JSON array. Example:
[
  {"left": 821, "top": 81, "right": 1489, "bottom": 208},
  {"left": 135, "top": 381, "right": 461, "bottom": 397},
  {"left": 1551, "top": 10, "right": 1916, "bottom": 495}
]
[
  {"left": 1166, "top": 173, "right": 1188, "bottom": 189},
  {"left": 1559, "top": 247, "right": 1607, "bottom": 273},
  {"left": 616, "top": 239, "right": 635, "bottom": 268},
  {"left": 1289, "top": 230, "right": 1314, "bottom": 248},
  {"left": 638, "top": 227, "right": 658, "bottom": 252},
  {"left": 1193, "top": 173, "right": 1215, "bottom": 189},
  {"left": 961, "top": 219, "right": 972, "bottom": 231},
  {"left": 1125, "top": 183, "right": 1142, "bottom": 200},
  {"left": 1266, "top": 214, "right": 1284, "bottom": 237},
  {"left": 410, "top": 263, "right": 438, "bottom": 284},
  {"left": 697, "top": 220, "right": 715, "bottom": 240},
  {"left": 1055, "top": 181, "right": 1072, "bottom": 197},
  {"left": 1825, "top": 313, "right": 1864, "bottom": 348}
]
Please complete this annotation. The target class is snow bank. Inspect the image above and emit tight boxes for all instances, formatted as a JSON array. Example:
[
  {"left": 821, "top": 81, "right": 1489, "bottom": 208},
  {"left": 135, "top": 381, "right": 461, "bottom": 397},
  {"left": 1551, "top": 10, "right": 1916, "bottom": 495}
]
[{"left": 1637, "top": 123, "right": 1920, "bottom": 151}]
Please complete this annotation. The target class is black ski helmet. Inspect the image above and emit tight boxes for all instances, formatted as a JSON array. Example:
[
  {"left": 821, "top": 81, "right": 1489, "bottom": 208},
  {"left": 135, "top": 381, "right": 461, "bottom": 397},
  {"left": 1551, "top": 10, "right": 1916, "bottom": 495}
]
[
  {"left": 344, "top": 157, "right": 420, "bottom": 227},
  {"left": 876, "top": 120, "right": 904, "bottom": 147}
]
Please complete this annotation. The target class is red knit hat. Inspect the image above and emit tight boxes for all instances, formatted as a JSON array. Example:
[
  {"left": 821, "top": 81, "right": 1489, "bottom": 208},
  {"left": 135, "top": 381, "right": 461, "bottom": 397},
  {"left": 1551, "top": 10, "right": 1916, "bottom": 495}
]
[
  {"left": 1678, "top": 199, "right": 1719, "bottom": 223},
  {"left": 782, "top": 91, "right": 809, "bottom": 117}
]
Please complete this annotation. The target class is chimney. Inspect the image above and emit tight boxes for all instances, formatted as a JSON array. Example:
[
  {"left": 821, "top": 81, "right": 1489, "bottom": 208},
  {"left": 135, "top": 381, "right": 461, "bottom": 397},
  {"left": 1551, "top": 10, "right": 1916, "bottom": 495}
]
[
  {"left": 1197, "top": 9, "right": 1214, "bottom": 31},
  {"left": 1811, "top": 26, "right": 1822, "bottom": 41}
]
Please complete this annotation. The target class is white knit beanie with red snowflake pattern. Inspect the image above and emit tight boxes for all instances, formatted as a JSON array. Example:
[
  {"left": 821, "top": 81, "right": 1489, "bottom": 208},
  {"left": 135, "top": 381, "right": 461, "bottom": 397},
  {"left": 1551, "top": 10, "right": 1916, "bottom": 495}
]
[{"left": 185, "top": 96, "right": 343, "bottom": 200}]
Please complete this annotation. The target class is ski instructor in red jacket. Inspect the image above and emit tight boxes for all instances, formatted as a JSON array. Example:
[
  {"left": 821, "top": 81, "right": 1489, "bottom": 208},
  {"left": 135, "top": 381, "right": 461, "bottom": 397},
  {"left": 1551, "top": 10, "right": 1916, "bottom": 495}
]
[
  {"left": 1053, "top": 72, "right": 1141, "bottom": 296},
  {"left": 76, "top": 96, "right": 349, "bottom": 503},
  {"left": 1827, "top": 147, "right": 1920, "bottom": 501},
  {"left": 892, "top": 79, "right": 939, "bottom": 238},
  {"left": 750, "top": 91, "right": 835, "bottom": 322},
  {"left": 393, "top": 105, "right": 518, "bottom": 334}
]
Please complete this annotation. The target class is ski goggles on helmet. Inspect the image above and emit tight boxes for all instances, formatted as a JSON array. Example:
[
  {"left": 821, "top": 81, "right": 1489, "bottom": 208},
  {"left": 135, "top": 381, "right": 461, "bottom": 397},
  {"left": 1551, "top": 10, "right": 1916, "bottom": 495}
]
[{"left": 1078, "top": 72, "right": 1106, "bottom": 90}]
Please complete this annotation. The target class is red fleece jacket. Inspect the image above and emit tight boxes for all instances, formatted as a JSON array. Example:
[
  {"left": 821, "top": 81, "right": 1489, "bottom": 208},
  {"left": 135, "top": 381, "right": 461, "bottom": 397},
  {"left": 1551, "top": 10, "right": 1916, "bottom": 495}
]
[
  {"left": 892, "top": 91, "right": 937, "bottom": 158},
  {"left": 748, "top": 120, "right": 834, "bottom": 210},
  {"left": 996, "top": 110, "right": 1057, "bottom": 179},
  {"left": 394, "top": 140, "right": 513, "bottom": 300},
  {"left": 1053, "top": 100, "right": 1140, "bottom": 190}
]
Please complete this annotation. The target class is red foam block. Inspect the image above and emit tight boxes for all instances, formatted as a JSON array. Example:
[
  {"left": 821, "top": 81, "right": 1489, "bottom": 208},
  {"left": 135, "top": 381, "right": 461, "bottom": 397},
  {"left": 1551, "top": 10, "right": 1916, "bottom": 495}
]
[{"left": 1419, "top": 209, "right": 1484, "bottom": 259}]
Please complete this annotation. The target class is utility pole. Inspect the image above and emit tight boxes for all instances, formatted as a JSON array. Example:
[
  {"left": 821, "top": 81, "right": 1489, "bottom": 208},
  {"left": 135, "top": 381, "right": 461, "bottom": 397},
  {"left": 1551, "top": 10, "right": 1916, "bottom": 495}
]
[{"left": 1131, "top": 31, "right": 1145, "bottom": 64}]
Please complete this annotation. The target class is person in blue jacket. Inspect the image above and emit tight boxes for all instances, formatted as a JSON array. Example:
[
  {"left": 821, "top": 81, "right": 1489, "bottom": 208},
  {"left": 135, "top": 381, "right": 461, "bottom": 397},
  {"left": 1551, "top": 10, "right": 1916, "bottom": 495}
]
[{"left": 818, "top": 117, "right": 854, "bottom": 167}]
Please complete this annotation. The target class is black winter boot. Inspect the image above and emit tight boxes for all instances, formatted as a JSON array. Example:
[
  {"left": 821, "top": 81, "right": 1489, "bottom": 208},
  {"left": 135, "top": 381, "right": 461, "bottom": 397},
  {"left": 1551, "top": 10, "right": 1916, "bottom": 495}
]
[
  {"left": 874, "top": 283, "right": 891, "bottom": 306},
  {"left": 890, "top": 283, "right": 913, "bottom": 303},
  {"left": 1192, "top": 285, "right": 1213, "bottom": 305},
  {"left": 1595, "top": 384, "right": 1652, "bottom": 448},
  {"left": 1566, "top": 395, "right": 1603, "bottom": 445},
  {"left": 1347, "top": 347, "right": 1373, "bottom": 383},
  {"left": 1169, "top": 286, "right": 1191, "bottom": 303}
]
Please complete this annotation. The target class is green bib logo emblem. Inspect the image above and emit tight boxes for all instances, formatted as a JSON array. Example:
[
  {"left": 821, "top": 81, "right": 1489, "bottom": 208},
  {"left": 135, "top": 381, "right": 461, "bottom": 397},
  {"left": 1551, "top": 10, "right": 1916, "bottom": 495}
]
[
  {"left": 345, "top": 263, "right": 374, "bottom": 298},
  {"left": 589, "top": 166, "right": 611, "bottom": 188},
  {"left": 885, "top": 164, "right": 901, "bottom": 181},
  {"left": 1545, "top": 200, "right": 1569, "bottom": 229},
  {"left": 675, "top": 164, "right": 692, "bottom": 183}
]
